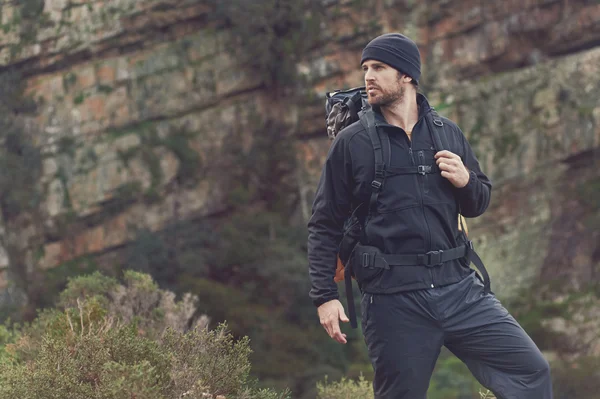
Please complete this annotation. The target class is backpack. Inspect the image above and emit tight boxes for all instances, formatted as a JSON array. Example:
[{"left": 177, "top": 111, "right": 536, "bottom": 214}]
[{"left": 324, "top": 87, "right": 485, "bottom": 328}]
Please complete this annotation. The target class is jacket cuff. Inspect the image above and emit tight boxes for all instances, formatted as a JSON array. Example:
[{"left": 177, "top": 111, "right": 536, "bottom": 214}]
[
  {"left": 456, "top": 170, "right": 477, "bottom": 197},
  {"left": 313, "top": 294, "right": 339, "bottom": 308}
]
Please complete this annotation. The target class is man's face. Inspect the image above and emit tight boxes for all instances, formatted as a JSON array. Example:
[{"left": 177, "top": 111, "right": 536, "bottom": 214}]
[{"left": 362, "top": 60, "right": 405, "bottom": 106}]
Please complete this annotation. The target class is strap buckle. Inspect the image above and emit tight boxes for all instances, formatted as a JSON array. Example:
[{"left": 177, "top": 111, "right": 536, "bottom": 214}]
[
  {"left": 418, "top": 165, "right": 432, "bottom": 175},
  {"left": 362, "top": 253, "right": 371, "bottom": 268},
  {"left": 425, "top": 250, "right": 444, "bottom": 266},
  {"left": 371, "top": 180, "right": 382, "bottom": 190}
]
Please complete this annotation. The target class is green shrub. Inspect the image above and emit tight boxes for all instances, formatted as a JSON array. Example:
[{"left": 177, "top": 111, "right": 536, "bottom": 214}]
[
  {"left": 0, "top": 271, "right": 290, "bottom": 399},
  {"left": 315, "top": 372, "right": 498, "bottom": 399},
  {"left": 0, "top": 322, "right": 170, "bottom": 399},
  {"left": 316, "top": 375, "right": 373, "bottom": 399}
]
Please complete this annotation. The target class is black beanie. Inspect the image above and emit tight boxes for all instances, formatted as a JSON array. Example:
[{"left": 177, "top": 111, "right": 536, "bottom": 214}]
[{"left": 361, "top": 33, "right": 421, "bottom": 84}]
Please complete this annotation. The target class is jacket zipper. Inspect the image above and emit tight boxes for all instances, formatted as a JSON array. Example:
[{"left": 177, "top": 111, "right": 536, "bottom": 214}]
[
  {"left": 415, "top": 150, "right": 434, "bottom": 288},
  {"left": 395, "top": 115, "right": 437, "bottom": 289}
]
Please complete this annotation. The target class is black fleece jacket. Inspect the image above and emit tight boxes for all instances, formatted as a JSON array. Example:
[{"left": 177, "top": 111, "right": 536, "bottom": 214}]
[{"left": 308, "top": 94, "right": 492, "bottom": 307}]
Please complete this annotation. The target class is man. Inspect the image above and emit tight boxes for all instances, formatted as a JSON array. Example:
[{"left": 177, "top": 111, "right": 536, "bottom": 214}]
[{"left": 307, "top": 33, "right": 552, "bottom": 398}]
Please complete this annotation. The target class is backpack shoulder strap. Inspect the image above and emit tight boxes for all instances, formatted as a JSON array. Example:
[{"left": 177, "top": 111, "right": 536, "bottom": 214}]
[
  {"left": 424, "top": 109, "right": 450, "bottom": 152},
  {"left": 343, "top": 107, "right": 388, "bottom": 330},
  {"left": 425, "top": 109, "right": 470, "bottom": 235},
  {"left": 358, "top": 108, "right": 389, "bottom": 216}
]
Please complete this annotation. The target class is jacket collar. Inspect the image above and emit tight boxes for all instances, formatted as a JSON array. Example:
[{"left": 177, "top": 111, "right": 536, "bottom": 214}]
[{"left": 371, "top": 93, "right": 432, "bottom": 127}]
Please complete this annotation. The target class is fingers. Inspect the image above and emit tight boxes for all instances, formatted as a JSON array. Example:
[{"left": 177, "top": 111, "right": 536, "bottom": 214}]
[
  {"left": 439, "top": 164, "right": 457, "bottom": 183},
  {"left": 320, "top": 317, "right": 331, "bottom": 337},
  {"left": 436, "top": 151, "right": 464, "bottom": 179},
  {"left": 318, "top": 300, "right": 348, "bottom": 344},
  {"left": 332, "top": 307, "right": 349, "bottom": 344},
  {"left": 436, "top": 156, "right": 460, "bottom": 168},
  {"left": 331, "top": 319, "right": 348, "bottom": 344},
  {"left": 437, "top": 161, "right": 455, "bottom": 173},
  {"left": 434, "top": 150, "right": 459, "bottom": 160},
  {"left": 339, "top": 307, "right": 349, "bottom": 323},
  {"left": 321, "top": 315, "right": 347, "bottom": 344},
  {"left": 438, "top": 159, "right": 470, "bottom": 188}
]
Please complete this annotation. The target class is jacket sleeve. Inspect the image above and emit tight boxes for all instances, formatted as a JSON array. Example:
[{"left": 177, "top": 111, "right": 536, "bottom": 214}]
[
  {"left": 307, "top": 135, "right": 354, "bottom": 307},
  {"left": 455, "top": 127, "right": 492, "bottom": 217}
]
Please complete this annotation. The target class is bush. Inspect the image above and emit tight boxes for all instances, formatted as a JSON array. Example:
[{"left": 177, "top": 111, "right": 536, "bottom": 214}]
[
  {"left": 0, "top": 271, "right": 290, "bottom": 399},
  {"left": 315, "top": 373, "right": 498, "bottom": 399},
  {"left": 316, "top": 375, "right": 373, "bottom": 399},
  {"left": 0, "top": 322, "right": 171, "bottom": 399}
]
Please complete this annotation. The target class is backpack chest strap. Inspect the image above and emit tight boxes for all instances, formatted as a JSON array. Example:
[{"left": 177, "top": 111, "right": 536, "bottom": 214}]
[{"left": 386, "top": 164, "right": 439, "bottom": 177}]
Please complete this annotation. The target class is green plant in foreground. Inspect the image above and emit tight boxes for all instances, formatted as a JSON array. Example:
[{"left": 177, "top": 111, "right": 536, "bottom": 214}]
[
  {"left": 479, "top": 390, "right": 496, "bottom": 398},
  {"left": 0, "top": 271, "right": 290, "bottom": 399},
  {"left": 316, "top": 374, "right": 499, "bottom": 399},
  {"left": 317, "top": 375, "right": 373, "bottom": 399}
]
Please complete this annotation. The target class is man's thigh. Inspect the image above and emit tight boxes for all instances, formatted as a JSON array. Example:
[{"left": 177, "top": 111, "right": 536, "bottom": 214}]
[
  {"left": 361, "top": 291, "right": 444, "bottom": 399},
  {"left": 441, "top": 274, "right": 552, "bottom": 398}
]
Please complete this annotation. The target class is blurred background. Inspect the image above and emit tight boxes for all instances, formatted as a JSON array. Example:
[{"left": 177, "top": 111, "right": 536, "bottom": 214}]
[{"left": 0, "top": 0, "right": 598, "bottom": 398}]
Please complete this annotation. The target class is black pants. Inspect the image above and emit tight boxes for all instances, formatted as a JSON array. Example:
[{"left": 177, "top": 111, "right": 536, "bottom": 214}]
[{"left": 361, "top": 272, "right": 552, "bottom": 399}]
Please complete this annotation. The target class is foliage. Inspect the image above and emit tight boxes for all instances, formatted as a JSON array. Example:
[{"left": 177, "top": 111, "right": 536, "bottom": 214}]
[
  {"left": 551, "top": 355, "right": 600, "bottom": 399},
  {"left": 8, "top": 270, "right": 207, "bottom": 366},
  {"left": 316, "top": 372, "right": 499, "bottom": 399},
  {"left": 506, "top": 286, "right": 580, "bottom": 352},
  {"left": 0, "top": 323, "right": 19, "bottom": 366},
  {"left": 225, "top": 116, "right": 299, "bottom": 215},
  {"left": 215, "top": 0, "right": 325, "bottom": 89},
  {"left": 110, "top": 178, "right": 359, "bottom": 397},
  {"left": 111, "top": 106, "right": 369, "bottom": 397},
  {"left": 0, "top": 68, "right": 45, "bottom": 324},
  {"left": 317, "top": 375, "right": 374, "bottom": 399},
  {"left": 171, "top": 215, "right": 357, "bottom": 398},
  {"left": 0, "top": 69, "right": 42, "bottom": 220},
  {"left": 427, "top": 350, "right": 488, "bottom": 399},
  {"left": 315, "top": 348, "right": 506, "bottom": 399},
  {"left": 162, "top": 324, "right": 252, "bottom": 398},
  {"left": 126, "top": 228, "right": 174, "bottom": 287},
  {"left": 29, "top": 256, "right": 101, "bottom": 316},
  {"left": 0, "top": 271, "right": 289, "bottom": 399}
]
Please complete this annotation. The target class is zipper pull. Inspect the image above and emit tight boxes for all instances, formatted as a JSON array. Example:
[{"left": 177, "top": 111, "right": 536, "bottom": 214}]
[{"left": 370, "top": 295, "right": 373, "bottom": 304}]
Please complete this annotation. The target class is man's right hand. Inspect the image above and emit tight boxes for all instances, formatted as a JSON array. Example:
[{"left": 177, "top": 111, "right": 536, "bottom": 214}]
[{"left": 317, "top": 299, "right": 350, "bottom": 344}]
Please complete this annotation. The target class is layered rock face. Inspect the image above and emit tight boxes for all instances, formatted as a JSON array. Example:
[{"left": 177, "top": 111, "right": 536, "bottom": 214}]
[{"left": 0, "top": 0, "right": 598, "bottom": 355}]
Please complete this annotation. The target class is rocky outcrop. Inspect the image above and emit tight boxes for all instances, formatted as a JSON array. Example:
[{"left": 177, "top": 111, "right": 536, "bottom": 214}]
[{"left": 0, "top": 0, "right": 598, "bottom": 356}]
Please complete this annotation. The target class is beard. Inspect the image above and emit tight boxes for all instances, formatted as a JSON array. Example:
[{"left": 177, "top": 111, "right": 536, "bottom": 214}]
[{"left": 367, "top": 83, "right": 405, "bottom": 107}]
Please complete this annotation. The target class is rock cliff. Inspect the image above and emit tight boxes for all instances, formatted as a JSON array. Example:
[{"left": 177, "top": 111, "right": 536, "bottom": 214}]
[{"left": 0, "top": 0, "right": 598, "bottom": 359}]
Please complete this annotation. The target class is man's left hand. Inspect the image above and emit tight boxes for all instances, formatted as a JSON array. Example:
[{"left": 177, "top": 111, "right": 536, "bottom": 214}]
[{"left": 435, "top": 150, "right": 470, "bottom": 188}]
